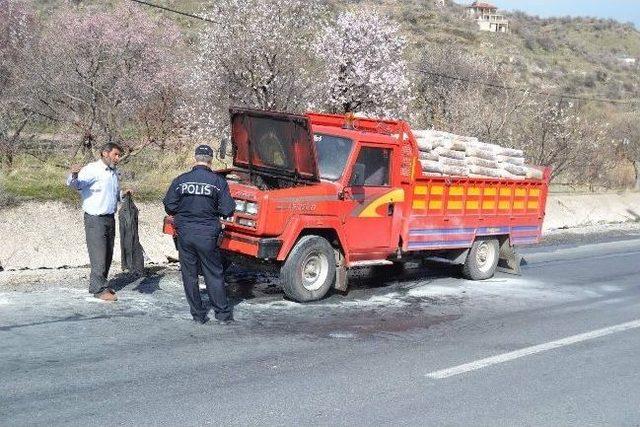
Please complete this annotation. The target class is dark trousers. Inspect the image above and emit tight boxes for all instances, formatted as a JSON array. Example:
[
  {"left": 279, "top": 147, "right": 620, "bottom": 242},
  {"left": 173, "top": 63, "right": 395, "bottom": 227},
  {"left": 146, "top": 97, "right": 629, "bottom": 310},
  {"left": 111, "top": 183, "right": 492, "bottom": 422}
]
[
  {"left": 84, "top": 213, "right": 116, "bottom": 294},
  {"left": 177, "top": 231, "right": 232, "bottom": 321}
]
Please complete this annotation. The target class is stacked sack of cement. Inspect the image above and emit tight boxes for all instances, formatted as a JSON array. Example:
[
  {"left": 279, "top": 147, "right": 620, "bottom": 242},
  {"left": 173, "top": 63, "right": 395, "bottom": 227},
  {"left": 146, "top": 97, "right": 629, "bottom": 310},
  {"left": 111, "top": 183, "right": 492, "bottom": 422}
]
[
  {"left": 413, "top": 129, "right": 543, "bottom": 180},
  {"left": 466, "top": 142, "right": 501, "bottom": 178},
  {"left": 494, "top": 146, "right": 544, "bottom": 179}
]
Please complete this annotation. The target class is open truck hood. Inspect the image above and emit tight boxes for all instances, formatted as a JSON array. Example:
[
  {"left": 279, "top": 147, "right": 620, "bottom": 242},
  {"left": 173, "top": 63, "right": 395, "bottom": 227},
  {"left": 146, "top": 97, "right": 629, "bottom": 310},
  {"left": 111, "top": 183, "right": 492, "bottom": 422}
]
[{"left": 230, "top": 108, "right": 319, "bottom": 182}]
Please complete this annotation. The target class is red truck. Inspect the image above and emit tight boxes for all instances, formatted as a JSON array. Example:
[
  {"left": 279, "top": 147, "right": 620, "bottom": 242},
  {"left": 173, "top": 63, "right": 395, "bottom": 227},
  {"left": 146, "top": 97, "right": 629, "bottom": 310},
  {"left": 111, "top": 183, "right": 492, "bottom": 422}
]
[{"left": 165, "top": 108, "right": 550, "bottom": 302}]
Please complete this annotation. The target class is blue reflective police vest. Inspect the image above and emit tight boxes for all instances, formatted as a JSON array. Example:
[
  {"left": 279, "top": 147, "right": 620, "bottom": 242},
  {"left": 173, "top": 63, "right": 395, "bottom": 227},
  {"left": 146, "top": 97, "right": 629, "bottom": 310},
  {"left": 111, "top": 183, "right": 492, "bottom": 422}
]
[{"left": 163, "top": 165, "right": 235, "bottom": 233}]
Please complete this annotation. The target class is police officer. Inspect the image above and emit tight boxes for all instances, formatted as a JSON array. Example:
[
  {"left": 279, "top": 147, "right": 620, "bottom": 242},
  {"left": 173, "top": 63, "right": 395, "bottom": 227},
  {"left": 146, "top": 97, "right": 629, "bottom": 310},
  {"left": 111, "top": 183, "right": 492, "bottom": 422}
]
[{"left": 163, "top": 145, "right": 235, "bottom": 324}]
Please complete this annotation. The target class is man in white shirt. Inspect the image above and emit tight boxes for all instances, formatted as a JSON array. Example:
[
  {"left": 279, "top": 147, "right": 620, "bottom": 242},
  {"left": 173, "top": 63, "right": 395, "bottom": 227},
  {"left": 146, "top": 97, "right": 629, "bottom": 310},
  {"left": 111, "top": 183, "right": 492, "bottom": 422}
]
[{"left": 67, "top": 142, "right": 126, "bottom": 301}]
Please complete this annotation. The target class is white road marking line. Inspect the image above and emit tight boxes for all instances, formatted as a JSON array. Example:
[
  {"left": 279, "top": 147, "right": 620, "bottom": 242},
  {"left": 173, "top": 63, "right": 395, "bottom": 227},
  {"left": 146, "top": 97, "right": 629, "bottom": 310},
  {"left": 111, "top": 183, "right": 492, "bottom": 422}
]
[
  {"left": 524, "top": 250, "right": 640, "bottom": 267},
  {"left": 426, "top": 319, "right": 640, "bottom": 379}
]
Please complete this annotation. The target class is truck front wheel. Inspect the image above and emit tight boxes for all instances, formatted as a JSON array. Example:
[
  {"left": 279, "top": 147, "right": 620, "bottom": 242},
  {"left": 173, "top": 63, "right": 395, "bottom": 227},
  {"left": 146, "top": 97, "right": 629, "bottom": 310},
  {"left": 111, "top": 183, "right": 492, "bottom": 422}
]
[
  {"left": 462, "top": 237, "right": 499, "bottom": 280},
  {"left": 281, "top": 235, "right": 336, "bottom": 302}
]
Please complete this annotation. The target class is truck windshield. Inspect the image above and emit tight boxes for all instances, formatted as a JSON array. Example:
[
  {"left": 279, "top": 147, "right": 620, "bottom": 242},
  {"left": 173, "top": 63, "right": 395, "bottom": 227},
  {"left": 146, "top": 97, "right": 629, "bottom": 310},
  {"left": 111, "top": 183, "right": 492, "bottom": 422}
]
[{"left": 314, "top": 134, "right": 353, "bottom": 181}]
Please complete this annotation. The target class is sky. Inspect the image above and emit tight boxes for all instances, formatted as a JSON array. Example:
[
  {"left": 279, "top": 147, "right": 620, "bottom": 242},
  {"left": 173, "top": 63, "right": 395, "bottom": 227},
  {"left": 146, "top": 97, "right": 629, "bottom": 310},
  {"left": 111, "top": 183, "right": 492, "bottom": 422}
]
[{"left": 458, "top": 1, "right": 640, "bottom": 28}]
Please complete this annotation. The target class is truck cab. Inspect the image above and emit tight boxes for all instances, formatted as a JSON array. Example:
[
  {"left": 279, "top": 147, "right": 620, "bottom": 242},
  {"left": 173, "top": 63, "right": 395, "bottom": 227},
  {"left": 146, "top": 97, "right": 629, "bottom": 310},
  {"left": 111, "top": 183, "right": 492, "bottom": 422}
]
[{"left": 213, "top": 108, "right": 409, "bottom": 301}]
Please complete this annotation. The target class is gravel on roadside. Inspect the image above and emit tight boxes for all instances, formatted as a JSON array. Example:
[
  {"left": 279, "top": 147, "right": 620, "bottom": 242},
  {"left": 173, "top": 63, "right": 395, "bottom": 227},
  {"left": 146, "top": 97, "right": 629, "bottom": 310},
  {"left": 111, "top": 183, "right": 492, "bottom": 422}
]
[{"left": 2, "top": 221, "right": 640, "bottom": 292}]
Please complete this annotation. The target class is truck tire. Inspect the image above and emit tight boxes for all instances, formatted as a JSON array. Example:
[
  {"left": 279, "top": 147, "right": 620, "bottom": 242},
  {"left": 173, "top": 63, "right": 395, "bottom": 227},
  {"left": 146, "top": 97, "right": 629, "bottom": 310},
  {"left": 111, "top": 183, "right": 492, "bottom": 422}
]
[
  {"left": 462, "top": 237, "right": 499, "bottom": 280},
  {"left": 281, "top": 235, "right": 336, "bottom": 302}
]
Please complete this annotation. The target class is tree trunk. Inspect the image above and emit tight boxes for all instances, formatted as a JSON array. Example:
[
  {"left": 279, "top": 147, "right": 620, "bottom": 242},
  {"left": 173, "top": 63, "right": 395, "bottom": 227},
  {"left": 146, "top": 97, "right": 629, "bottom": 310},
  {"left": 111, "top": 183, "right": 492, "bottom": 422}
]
[
  {"left": 1, "top": 116, "right": 29, "bottom": 168},
  {"left": 634, "top": 160, "right": 640, "bottom": 191}
]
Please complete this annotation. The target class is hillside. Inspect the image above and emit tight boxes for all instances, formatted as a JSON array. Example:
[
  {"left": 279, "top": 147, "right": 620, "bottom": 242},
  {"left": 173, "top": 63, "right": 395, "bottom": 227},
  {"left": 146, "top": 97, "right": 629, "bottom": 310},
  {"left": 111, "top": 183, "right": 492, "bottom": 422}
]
[
  {"left": 382, "top": 0, "right": 640, "bottom": 99},
  {"left": 34, "top": 0, "right": 640, "bottom": 100}
]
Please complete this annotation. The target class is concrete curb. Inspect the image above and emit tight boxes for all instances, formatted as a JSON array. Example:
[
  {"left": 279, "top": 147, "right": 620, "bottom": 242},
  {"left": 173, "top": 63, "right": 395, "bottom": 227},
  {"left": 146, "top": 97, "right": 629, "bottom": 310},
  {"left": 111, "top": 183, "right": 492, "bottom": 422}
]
[{"left": 2, "top": 192, "right": 640, "bottom": 270}]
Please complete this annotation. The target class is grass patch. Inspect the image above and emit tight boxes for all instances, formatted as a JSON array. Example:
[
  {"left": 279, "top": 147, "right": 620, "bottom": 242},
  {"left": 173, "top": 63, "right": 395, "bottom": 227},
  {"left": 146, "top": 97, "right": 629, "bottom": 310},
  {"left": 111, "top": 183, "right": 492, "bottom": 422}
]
[
  {"left": 120, "top": 149, "right": 193, "bottom": 201},
  {"left": 1, "top": 156, "right": 76, "bottom": 202}
]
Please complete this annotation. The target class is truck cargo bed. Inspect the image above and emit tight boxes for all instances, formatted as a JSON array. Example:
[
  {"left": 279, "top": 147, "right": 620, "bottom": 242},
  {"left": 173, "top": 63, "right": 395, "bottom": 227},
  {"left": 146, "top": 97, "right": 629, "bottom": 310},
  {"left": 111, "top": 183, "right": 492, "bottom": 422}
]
[{"left": 403, "top": 173, "right": 549, "bottom": 252}]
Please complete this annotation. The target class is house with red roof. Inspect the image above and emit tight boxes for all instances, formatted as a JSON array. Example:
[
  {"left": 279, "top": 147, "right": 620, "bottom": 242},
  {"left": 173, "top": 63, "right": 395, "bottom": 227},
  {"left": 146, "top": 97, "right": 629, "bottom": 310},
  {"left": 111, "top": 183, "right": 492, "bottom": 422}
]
[{"left": 467, "top": 1, "right": 509, "bottom": 33}]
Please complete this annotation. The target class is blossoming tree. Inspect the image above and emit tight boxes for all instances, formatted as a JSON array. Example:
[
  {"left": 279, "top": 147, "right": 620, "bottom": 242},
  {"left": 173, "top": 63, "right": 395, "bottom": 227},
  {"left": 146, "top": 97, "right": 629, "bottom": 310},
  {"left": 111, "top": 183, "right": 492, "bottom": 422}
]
[
  {"left": 182, "top": 0, "right": 326, "bottom": 139},
  {"left": 21, "top": 3, "right": 185, "bottom": 156},
  {"left": 313, "top": 10, "right": 412, "bottom": 117}
]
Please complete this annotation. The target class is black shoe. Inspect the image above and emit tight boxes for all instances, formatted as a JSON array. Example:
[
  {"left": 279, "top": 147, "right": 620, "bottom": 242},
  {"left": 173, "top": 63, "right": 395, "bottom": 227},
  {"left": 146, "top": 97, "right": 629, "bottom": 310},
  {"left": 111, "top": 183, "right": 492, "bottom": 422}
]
[
  {"left": 217, "top": 318, "right": 235, "bottom": 326},
  {"left": 193, "top": 316, "right": 210, "bottom": 325}
]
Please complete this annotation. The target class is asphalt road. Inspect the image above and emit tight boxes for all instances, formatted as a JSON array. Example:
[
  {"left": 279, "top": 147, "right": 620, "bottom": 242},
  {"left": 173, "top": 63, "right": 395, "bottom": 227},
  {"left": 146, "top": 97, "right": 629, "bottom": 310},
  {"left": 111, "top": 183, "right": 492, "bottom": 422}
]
[{"left": 1, "top": 237, "right": 640, "bottom": 426}]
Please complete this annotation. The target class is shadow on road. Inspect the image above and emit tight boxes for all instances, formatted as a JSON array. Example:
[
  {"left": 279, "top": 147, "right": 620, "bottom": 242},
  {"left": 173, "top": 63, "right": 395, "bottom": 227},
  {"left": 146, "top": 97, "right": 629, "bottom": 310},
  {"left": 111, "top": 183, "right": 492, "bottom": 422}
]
[
  {"left": 109, "top": 266, "right": 166, "bottom": 294},
  {"left": 0, "top": 311, "right": 147, "bottom": 332},
  {"left": 218, "top": 259, "right": 464, "bottom": 305}
]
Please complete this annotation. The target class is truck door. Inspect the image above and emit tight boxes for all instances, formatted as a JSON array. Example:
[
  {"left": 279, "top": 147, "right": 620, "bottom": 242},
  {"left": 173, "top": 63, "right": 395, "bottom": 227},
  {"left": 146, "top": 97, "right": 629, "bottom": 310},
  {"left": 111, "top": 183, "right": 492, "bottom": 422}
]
[{"left": 342, "top": 144, "right": 402, "bottom": 256}]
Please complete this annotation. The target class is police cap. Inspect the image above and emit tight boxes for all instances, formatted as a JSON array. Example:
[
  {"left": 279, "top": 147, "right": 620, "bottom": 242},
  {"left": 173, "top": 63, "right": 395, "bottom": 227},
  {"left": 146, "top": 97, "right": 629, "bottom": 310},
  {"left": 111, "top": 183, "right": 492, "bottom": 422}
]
[{"left": 195, "top": 144, "right": 214, "bottom": 157}]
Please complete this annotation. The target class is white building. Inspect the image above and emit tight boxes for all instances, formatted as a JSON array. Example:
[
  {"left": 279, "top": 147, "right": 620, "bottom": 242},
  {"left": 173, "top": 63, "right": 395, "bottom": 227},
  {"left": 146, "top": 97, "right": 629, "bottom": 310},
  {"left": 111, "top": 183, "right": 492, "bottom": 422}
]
[
  {"left": 617, "top": 57, "right": 637, "bottom": 66},
  {"left": 467, "top": 1, "right": 509, "bottom": 33}
]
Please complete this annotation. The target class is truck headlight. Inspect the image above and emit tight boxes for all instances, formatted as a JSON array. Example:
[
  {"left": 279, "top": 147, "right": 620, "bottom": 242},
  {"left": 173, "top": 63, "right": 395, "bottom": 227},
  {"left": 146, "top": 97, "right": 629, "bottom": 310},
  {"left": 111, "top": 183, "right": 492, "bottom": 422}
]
[
  {"left": 235, "top": 199, "right": 246, "bottom": 212},
  {"left": 245, "top": 202, "right": 258, "bottom": 215}
]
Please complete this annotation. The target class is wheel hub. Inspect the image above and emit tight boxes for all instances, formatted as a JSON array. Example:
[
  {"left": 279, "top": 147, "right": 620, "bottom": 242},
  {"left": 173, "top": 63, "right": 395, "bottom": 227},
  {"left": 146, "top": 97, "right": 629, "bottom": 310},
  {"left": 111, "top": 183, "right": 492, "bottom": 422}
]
[
  {"left": 301, "top": 251, "right": 329, "bottom": 292},
  {"left": 304, "top": 258, "right": 320, "bottom": 280},
  {"left": 475, "top": 241, "right": 496, "bottom": 273},
  {"left": 477, "top": 244, "right": 489, "bottom": 265}
]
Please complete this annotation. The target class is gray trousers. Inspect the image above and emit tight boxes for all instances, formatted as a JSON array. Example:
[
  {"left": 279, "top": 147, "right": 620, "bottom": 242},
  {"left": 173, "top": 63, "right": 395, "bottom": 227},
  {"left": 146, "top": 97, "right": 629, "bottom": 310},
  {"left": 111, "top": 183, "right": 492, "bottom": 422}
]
[{"left": 84, "top": 213, "right": 116, "bottom": 294}]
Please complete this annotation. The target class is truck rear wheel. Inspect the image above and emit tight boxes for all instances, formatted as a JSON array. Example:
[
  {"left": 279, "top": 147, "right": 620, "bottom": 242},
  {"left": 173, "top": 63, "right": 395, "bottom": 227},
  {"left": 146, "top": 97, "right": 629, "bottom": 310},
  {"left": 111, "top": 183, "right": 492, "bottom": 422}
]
[
  {"left": 281, "top": 235, "right": 336, "bottom": 302},
  {"left": 462, "top": 237, "right": 499, "bottom": 280}
]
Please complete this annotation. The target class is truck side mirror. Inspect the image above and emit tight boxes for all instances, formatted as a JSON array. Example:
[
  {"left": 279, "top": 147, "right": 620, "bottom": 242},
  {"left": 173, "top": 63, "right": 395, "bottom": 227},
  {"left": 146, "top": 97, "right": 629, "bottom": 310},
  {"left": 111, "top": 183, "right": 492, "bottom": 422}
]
[{"left": 350, "top": 162, "right": 366, "bottom": 186}]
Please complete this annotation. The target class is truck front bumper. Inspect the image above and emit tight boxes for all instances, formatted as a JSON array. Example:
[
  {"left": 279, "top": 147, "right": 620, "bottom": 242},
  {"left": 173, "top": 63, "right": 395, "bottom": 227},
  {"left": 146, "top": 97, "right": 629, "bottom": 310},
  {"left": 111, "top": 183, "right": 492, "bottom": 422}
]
[{"left": 219, "top": 230, "right": 282, "bottom": 260}]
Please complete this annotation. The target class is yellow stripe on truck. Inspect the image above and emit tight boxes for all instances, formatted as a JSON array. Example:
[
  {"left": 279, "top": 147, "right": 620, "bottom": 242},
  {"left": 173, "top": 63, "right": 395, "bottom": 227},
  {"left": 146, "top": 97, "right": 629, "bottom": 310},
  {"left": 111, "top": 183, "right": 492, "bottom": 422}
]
[
  {"left": 414, "top": 186, "right": 428, "bottom": 195},
  {"left": 482, "top": 201, "right": 495, "bottom": 209},
  {"left": 449, "top": 186, "right": 464, "bottom": 196},
  {"left": 358, "top": 188, "right": 406, "bottom": 218},
  {"left": 498, "top": 200, "right": 511, "bottom": 210},
  {"left": 429, "top": 200, "right": 442, "bottom": 209},
  {"left": 430, "top": 186, "right": 443, "bottom": 195},
  {"left": 466, "top": 201, "right": 479, "bottom": 209}
]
